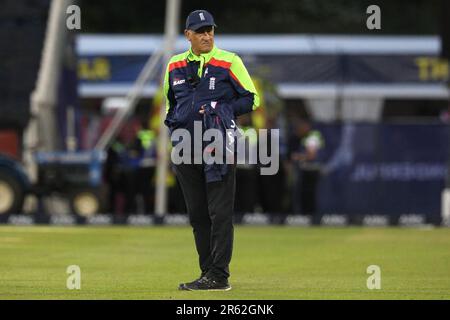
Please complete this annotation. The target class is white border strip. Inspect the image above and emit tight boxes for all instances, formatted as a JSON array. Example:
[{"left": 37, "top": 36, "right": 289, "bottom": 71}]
[
  {"left": 77, "top": 34, "right": 440, "bottom": 56},
  {"left": 79, "top": 83, "right": 449, "bottom": 99}
]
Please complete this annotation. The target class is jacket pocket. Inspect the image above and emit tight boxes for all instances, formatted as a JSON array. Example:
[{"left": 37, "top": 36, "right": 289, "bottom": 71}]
[{"left": 173, "top": 98, "right": 192, "bottom": 126}]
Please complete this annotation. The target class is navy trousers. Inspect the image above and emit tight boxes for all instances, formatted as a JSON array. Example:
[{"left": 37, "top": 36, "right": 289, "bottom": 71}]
[{"left": 175, "top": 163, "right": 236, "bottom": 281}]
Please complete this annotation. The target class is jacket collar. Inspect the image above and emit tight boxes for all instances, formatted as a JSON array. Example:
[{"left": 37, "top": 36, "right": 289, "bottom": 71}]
[{"left": 187, "top": 45, "right": 217, "bottom": 63}]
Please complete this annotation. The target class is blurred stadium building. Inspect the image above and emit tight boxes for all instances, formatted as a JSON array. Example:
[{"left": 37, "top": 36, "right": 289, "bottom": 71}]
[{"left": 0, "top": 0, "right": 449, "bottom": 226}]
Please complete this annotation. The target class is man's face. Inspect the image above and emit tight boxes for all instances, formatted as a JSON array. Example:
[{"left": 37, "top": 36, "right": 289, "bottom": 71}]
[{"left": 185, "top": 26, "right": 215, "bottom": 55}]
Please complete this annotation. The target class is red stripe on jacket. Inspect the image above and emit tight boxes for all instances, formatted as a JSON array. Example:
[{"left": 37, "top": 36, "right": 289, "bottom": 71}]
[
  {"left": 169, "top": 60, "right": 187, "bottom": 72},
  {"left": 208, "top": 58, "right": 244, "bottom": 88},
  {"left": 170, "top": 57, "right": 244, "bottom": 88},
  {"left": 208, "top": 58, "right": 232, "bottom": 69}
]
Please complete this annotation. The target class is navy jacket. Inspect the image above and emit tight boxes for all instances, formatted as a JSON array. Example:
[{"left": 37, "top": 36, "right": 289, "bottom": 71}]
[
  {"left": 202, "top": 102, "right": 241, "bottom": 182},
  {"left": 163, "top": 46, "right": 259, "bottom": 182}
]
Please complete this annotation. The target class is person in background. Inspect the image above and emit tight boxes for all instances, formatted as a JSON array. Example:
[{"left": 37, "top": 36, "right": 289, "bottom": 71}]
[
  {"left": 289, "top": 119, "right": 325, "bottom": 216},
  {"left": 103, "top": 135, "right": 126, "bottom": 214},
  {"left": 235, "top": 113, "right": 259, "bottom": 214},
  {"left": 251, "top": 77, "right": 287, "bottom": 215},
  {"left": 135, "top": 119, "right": 157, "bottom": 214},
  {"left": 257, "top": 115, "right": 288, "bottom": 215},
  {"left": 122, "top": 128, "right": 143, "bottom": 215},
  {"left": 151, "top": 89, "right": 187, "bottom": 214}
]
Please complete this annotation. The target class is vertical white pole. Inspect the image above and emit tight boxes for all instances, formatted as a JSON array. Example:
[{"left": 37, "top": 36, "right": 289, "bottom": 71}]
[
  {"left": 24, "top": 0, "right": 72, "bottom": 182},
  {"left": 155, "top": 0, "right": 181, "bottom": 217},
  {"left": 442, "top": 189, "right": 450, "bottom": 225}
]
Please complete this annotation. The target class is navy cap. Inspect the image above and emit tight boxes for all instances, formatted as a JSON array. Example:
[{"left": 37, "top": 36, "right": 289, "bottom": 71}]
[{"left": 185, "top": 10, "right": 217, "bottom": 31}]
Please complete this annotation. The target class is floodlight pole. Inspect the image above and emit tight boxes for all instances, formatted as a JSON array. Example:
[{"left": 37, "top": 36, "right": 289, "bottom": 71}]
[
  {"left": 93, "top": 50, "right": 164, "bottom": 151},
  {"left": 24, "top": 0, "right": 73, "bottom": 182},
  {"left": 155, "top": 0, "right": 181, "bottom": 217},
  {"left": 447, "top": 87, "right": 450, "bottom": 189}
]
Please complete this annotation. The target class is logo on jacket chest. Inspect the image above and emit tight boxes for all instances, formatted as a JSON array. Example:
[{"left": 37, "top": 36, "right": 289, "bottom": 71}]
[
  {"left": 173, "top": 78, "right": 186, "bottom": 86},
  {"left": 209, "top": 77, "right": 216, "bottom": 90}
]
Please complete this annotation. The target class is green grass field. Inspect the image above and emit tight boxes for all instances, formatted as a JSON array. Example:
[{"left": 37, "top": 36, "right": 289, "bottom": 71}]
[{"left": 0, "top": 226, "right": 449, "bottom": 300}]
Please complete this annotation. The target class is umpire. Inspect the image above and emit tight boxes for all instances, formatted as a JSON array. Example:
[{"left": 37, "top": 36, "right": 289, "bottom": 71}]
[{"left": 163, "top": 10, "right": 260, "bottom": 291}]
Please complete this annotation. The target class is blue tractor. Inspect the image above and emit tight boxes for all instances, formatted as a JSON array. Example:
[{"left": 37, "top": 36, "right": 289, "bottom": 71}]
[
  {"left": 0, "top": 153, "right": 31, "bottom": 216},
  {"left": 0, "top": 151, "right": 105, "bottom": 218},
  {"left": 34, "top": 150, "right": 105, "bottom": 217}
]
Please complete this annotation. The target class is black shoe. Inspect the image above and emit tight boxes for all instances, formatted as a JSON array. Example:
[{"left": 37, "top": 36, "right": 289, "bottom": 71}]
[
  {"left": 178, "top": 271, "right": 207, "bottom": 290},
  {"left": 178, "top": 276, "right": 200, "bottom": 290},
  {"left": 178, "top": 276, "right": 231, "bottom": 291}
]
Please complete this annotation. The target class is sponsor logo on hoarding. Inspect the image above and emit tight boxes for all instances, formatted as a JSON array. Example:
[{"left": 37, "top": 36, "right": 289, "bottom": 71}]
[
  {"left": 285, "top": 215, "right": 312, "bottom": 226},
  {"left": 320, "top": 214, "right": 348, "bottom": 226},
  {"left": 398, "top": 214, "right": 426, "bottom": 226},
  {"left": 362, "top": 215, "right": 389, "bottom": 227},
  {"left": 164, "top": 214, "right": 189, "bottom": 225},
  {"left": 242, "top": 213, "right": 270, "bottom": 225},
  {"left": 127, "top": 215, "right": 154, "bottom": 226},
  {"left": 50, "top": 215, "right": 76, "bottom": 226},
  {"left": 7, "top": 215, "right": 34, "bottom": 225},
  {"left": 86, "top": 215, "right": 113, "bottom": 225}
]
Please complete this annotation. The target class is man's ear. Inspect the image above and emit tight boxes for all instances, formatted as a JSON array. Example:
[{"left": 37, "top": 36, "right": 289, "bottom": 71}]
[{"left": 184, "top": 29, "right": 191, "bottom": 40}]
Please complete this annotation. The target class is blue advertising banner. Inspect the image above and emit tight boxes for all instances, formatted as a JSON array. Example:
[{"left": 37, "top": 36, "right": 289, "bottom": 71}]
[
  {"left": 77, "top": 54, "right": 449, "bottom": 85},
  {"left": 316, "top": 123, "right": 449, "bottom": 219}
]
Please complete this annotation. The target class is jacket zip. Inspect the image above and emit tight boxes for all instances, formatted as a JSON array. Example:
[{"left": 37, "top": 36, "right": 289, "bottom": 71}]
[
  {"left": 191, "top": 87, "right": 196, "bottom": 111},
  {"left": 190, "top": 55, "right": 205, "bottom": 113}
]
